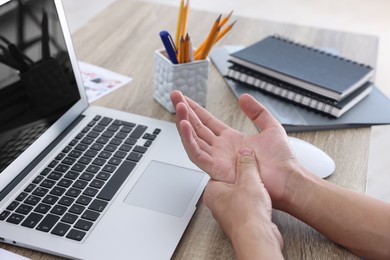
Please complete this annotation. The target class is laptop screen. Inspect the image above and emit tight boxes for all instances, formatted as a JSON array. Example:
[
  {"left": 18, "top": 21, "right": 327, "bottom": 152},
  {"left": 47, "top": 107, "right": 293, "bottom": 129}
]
[{"left": 0, "top": 0, "right": 81, "bottom": 173}]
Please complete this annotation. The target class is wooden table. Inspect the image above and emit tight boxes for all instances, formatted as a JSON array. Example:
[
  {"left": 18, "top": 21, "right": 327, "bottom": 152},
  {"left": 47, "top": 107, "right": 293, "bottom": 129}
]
[{"left": 1, "top": 0, "right": 377, "bottom": 259}]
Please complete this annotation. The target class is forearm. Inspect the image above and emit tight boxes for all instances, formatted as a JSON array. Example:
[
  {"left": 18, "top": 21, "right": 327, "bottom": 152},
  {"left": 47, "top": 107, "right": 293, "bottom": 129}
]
[
  {"left": 283, "top": 168, "right": 390, "bottom": 259},
  {"left": 231, "top": 222, "right": 284, "bottom": 260}
]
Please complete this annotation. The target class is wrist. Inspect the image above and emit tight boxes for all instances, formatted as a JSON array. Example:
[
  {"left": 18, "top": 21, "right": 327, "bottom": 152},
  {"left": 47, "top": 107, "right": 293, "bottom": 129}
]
[
  {"left": 278, "top": 163, "right": 319, "bottom": 215},
  {"left": 230, "top": 219, "right": 283, "bottom": 259}
]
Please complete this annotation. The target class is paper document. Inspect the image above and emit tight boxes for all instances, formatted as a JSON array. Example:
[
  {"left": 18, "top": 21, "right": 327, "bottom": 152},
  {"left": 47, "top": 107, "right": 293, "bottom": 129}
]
[
  {"left": 78, "top": 61, "right": 132, "bottom": 103},
  {"left": 0, "top": 248, "right": 30, "bottom": 260}
]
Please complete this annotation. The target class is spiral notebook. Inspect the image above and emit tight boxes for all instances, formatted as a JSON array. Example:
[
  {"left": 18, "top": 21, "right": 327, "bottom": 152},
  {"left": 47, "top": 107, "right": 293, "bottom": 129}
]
[
  {"left": 228, "top": 35, "right": 375, "bottom": 101},
  {"left": 210, "top": 45, "right": 390, "bottom": 132},
  {"left": 226, "top": 62, "right": 373, "bottom": 118}
]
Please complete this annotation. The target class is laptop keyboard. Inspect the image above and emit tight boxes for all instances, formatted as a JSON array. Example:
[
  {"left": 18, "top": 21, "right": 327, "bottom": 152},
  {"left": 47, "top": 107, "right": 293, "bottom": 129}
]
[{"left": 0, "top": 115, "right": 161, "bottom": 242}]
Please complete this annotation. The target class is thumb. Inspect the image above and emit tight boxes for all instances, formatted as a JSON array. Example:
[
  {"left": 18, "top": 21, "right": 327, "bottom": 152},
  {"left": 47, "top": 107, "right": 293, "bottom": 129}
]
[{"left": 236, "top": 147, "right": 260, "bottom": 186}]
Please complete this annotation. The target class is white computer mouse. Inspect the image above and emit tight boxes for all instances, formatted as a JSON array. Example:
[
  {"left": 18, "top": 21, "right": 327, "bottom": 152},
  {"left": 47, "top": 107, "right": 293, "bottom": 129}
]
[{"left": 288, "top": 137, "right": 335, "bottom": 178}]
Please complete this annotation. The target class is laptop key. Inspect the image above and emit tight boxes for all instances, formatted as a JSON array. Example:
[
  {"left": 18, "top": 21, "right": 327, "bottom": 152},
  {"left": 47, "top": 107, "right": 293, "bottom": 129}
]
[
  {"left": 69, "top": 204, "right": 85, "bottom": 215},
  {"left": 51, "top": 222, "right": 71, "bottom": 237},
  {"left": 66, "top": 229, "right": 86, "bottom": 241},
  {"left": 24, "top": 183, "right": 36, "bottom": 192},
  {"left": 98, "top": 117, "right": 112, "bottom": 126},
  {"left": 96, "top": 172, "right": 110, "bottom": 181},
  {"left": 41, "top": 179, "right": 56, "bottom": 188},
  {"left": 130, "top": 125, "right": 147, "bottom": 139},
  {"left": 35, "top": 203, "right": 51, "bottom": 214},
  {"left": 127, "top": 152, "right": 142, "bottom": 162},
  {"left": 133, "top": 145, "right": 147, "bottom": 154},
  {"left": 61, "top": 213, "right": 78, "bottom": 224},
  {"left": 90, "top": 180, "right": 105, "bottom": 189},
  {"left": 50, "top": 186, "right": 66, "bottom": 196},
  {"left": 66, "top": 188, "right": 82, "bottom": 198},
  {"left": 80, "top": 173, "right": 94, "bottom": 181},
  {"left": 76, "top": 195, "right": 92, "bottom": 206},
  {"left": 21, "top": 213, "right": 43, "bottom": 228},
  {"left": 50, "top": 205, "right": 67, "bottom": 216},
  {"left": 71, "top": 163, "right": 87, "bottom": 172},
  {"left": 7, "top": 213, "right": 25, "bottom": 224},
  {"left": 83, "top": 188, "right": 99, "bottom": 197},
  {"left": 69, "top": 150, "right": 82, "bottom": 158},
  {"left": 73, "top": 180, "right": 88, "bottom": 189},
  {"left": 15, "top": 192, "right": 28, "bottom": 201},
  {"left": 25, "top": 195, "right": 41, "bottom": 206},
  {"left": 6, "top": 201, "right": 19, "bottom": 210},
  {"left": 89, "top": 199, "right": 108, "bottom": 212},
  {"left": 32, "top": 187, "right": 49, "bottom": 197},
  {"left": 97, "top": 160, "right": 136, "bottom": 201},
  {"left": 74, "top": 219, "right": 93, "bottom": 231},
  {"left": 65, "top": 171, "right": 79, "bottom": 180},
  {"left": 48, "top": 171, "right": 63, "bottom": 180},
  {"left": 42, "top": 195, "right": 59, "bottom": 205},
  {"left": 82, "top": 210, "right": 100, "bottom": 221},
  {"left": 0, "top": 211, "right": 10, "bottom": 220},
  {"left": 93, "top": 115, "right": 102, "bottom": 121},
  {"left": 58, "top": 196, "right": 75, "bottom": 207},
  {"left": 16, "top": 204, "right": 33, "bottom": 215},
  {"left": 36, "top": 214, "right": 60, "bottom": 232}
]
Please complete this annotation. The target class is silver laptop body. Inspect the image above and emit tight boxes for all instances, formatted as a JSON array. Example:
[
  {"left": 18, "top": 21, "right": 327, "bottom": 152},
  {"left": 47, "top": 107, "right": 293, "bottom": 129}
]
[{"left": 0, "top": 0, "right": 208, "bottom": 259}]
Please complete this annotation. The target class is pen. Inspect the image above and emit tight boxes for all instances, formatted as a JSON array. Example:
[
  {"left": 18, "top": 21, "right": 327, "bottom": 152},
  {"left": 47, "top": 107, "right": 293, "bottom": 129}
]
[{"left": 159, "top": 30, "right": 179, "bottom": 64}]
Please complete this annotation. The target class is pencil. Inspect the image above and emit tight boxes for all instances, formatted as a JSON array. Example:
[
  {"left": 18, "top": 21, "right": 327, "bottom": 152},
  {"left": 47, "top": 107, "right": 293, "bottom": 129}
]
[
  {"left": 195, "top": 15, "right": 221, "bottom": 60},
  {"left": 187, "top": 34, "right": 194, "bottom": 62},
  {"left": 180, "top": 0, "right": 190, "bottom": 40},
  {"left": 194, "top": 11, "right": 232, "bottom": 57},
  {"left": 215, "top": 20, "right": 236, "bottom": 43},
  {"left": 219, "top": 10, "right": 233, "bottom": 27},
  {"left": 175, "top": 0, "right": 185, "bottom": 47},
  {"left": 178, "top": 36, "right": 185, "bottom": 63},
  {"left": 198, "top": 24, "right": 220, "bottom": 60}
]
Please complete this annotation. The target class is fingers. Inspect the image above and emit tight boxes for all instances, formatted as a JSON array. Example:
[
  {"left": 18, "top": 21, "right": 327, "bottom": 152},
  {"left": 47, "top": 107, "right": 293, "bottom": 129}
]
[
  {"left": 177, "top": 119, "right": 215, "bottom": 170},
  {"left": 238, "top": 93, "right": 282, "bottom": 131},
  {"left": 236, "top": 147, "right": 261, "bottom": 187},
  {"left": 171, "top": 92, "right": 216, "bottom": 174},
  {"left": 172, "top": 90, "right": 229, "bottom": 139},
  {"left": 184, "top": 96, "right": 229, "bottom": 137}
]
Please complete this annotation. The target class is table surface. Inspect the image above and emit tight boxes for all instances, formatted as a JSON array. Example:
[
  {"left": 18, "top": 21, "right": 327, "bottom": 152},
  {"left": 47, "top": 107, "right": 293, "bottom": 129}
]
[{"left": 0, "top": 0, "right": 378, "bottom": 259}]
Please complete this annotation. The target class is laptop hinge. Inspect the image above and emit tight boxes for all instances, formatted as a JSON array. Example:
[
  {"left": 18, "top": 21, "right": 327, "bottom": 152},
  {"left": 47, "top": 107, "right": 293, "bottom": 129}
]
[{"left": 0, "top": 115, "right": 85, "bottom": 202}]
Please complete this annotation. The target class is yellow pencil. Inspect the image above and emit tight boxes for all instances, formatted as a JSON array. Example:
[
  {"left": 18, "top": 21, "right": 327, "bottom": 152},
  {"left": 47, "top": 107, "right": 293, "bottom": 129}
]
[
  {"left": 219, "top": 10, "right": 233, "bottom": 27},
  {"left": 198, "top": 23, "right": 221, "bottom": 60},
  {"left": 215, "top": 20, "right": 236, "bottom": 43},
  {"left": 178, "top": 36, "right": 185, "bottom": 63},
  {"left": 180, "top": 0, "right": 190, "bottom": 39},
  {"left": 184, "top": 33, "right": 191, "bottom": 63},
  {"left": 194, "top": 11, "right": 232, "bottom": 57},
  {"left": 175, "top": 0, "right": 185, "bottom": 47}
]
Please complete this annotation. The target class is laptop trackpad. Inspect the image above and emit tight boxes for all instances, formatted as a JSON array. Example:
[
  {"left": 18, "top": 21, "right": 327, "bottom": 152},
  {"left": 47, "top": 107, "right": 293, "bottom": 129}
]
[{"left": 124, "top": 161, "right": 204, "bottom": 217}]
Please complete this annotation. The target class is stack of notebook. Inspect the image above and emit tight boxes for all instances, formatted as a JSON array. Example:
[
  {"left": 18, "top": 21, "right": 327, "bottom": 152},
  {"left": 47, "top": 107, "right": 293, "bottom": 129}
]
[{"left": 226, "top": 35, "right": 375, "bottom": 118}]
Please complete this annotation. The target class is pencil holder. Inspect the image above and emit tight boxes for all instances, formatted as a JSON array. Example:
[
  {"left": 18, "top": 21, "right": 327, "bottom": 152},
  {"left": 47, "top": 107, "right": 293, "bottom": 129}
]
[{"left": 153, "top": 49, "right": 210, "bottom": 113}]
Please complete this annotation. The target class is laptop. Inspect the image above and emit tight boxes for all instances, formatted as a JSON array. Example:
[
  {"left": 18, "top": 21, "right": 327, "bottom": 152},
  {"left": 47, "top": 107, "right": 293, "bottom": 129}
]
[{"left": 0, "top": 0, "right": 209, "bottom": 259}]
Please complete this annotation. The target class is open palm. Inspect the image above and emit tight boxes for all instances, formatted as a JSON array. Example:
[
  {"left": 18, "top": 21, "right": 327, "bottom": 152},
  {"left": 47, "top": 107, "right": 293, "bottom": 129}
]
[{"left": 171, "top": 91, "right": 299, "bottom": 206}]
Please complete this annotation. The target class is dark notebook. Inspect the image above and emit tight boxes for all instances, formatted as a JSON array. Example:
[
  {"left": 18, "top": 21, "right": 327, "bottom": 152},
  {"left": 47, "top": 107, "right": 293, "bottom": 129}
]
[
  {"left": 210, "top": 45, "right": 390, "bottom": 132},
  {"left": 226, "top": 63, "right": 373, "bottom": 118},
  {"left": 228, "top": 35, "right": 374, "bottom": 101}
]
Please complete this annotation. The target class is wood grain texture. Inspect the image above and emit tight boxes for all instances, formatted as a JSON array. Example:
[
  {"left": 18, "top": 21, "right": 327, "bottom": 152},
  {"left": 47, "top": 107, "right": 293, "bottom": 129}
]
[{"left": 1, "top": 1, "right": 377, "bottom": 259}]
